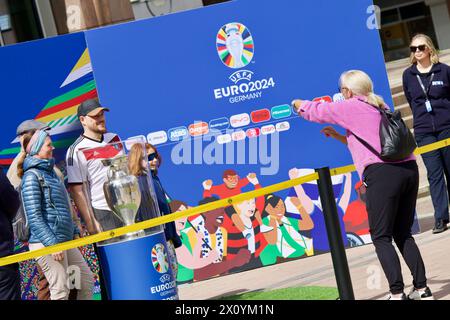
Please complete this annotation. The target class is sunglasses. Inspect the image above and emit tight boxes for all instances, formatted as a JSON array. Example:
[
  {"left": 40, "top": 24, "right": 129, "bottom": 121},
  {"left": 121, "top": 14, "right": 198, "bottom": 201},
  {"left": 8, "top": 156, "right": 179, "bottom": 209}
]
[
  {"left": 148, "top": 153, "right": 157, "bottom": 161},
  {"left": 410, "top": 45, "right": 427, "bottom": 53}
]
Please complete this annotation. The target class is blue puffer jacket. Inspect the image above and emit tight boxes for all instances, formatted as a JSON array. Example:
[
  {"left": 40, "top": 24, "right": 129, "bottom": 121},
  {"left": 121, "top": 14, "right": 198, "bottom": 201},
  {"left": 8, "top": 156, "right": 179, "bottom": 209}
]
[{"left": 21, "top": 157, "right": 78, "bottom": 247}]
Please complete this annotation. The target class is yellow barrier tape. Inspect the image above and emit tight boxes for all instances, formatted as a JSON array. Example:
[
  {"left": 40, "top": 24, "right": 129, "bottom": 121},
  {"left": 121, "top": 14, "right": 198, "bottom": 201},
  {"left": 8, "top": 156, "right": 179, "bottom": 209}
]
[
  {"left": 0, "top": 172, "right": 318, "bottom": 267},
  {"left": 414, "top": 137, "right": 450, "bottom": 155},
  {"left": 329, "top": 164, "right": 356, "bottom": 176},
  {"left": 1, "top": 137, "right": 448, "bottom": 267}
]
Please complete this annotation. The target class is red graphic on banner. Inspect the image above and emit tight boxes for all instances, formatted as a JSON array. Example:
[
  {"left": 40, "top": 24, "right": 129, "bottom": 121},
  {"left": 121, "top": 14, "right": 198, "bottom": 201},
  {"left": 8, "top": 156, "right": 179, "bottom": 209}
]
[
  {"left": 189, "top": 122, "right": 209, "bottom": 136},
  {"left": 313, "top": 96, "right": 332, "bottom": 103},
  {"left": 251, "top": 109, "right": 271, "bottom": 123},
  {"left": 246, "top": 128, "right": 261, "bottom": 138}
]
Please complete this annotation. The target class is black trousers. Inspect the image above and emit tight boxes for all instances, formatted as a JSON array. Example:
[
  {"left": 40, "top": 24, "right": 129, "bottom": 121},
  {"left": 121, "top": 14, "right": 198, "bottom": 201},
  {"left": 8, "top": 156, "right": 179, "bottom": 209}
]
[
  {"left": 364, "top": 160, "right": 427, "bottom": 294},
  {"left": 0, "top": 264, "right": 21, "bottom": 300},
  {"left": 415, "top": 129, "right": 450, "bottom": 224}
]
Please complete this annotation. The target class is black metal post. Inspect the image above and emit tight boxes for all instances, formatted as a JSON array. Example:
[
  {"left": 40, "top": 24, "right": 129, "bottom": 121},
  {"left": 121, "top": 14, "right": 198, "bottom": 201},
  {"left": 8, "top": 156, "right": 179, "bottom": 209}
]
[{"left": 316, "top": 167, "right": 355, "bottom": 300}]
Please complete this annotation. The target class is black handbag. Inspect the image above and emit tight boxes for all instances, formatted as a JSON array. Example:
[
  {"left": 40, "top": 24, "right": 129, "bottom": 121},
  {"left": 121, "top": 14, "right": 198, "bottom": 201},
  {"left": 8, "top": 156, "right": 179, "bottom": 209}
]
[{"left": 351, "top": 101, "right": 417, "bottom": 162}]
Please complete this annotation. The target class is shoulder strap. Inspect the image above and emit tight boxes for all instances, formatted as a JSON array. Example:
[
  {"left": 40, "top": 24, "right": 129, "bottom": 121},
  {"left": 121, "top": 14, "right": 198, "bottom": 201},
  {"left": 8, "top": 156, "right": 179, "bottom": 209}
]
[
  {"left": 350, "top": 98, "right": 384, "bottom": 158},
  {"left": 24, "top": 169, "right": 49, "bottom": 206},
  {"left": 356, "top": 97, "right": 386, "bottom": 114},
  {"left": 27, "top": 169, "right": 46, "bottom": 189},
  {"left": 416, "top": 73, "right": 435, "bottom": 99},
  {"left": 351, "top": 132, "right": 381, "bottom": 158}
]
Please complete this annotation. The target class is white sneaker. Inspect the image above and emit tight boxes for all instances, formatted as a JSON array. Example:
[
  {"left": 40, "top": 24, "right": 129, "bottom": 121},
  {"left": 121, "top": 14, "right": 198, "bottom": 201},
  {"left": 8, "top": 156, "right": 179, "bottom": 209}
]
[
  {"left": 386, "top": 293, "right": 407, "bottom": 300},
  {"left": 407, "top": 287, "right": 434, "bottom": 300}
]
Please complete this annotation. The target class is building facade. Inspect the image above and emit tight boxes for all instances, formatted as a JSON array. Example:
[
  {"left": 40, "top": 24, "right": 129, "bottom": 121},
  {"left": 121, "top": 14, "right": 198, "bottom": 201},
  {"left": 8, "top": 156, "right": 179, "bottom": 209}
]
[
  {"left": 0, "top": 0, "right": 229, "bottom": 46},
  {"left": 375, "top": 0, "right": 450, "bottom": 61},
  {"left": 1, "top": 0, "right": 449, "bottom": 62}
]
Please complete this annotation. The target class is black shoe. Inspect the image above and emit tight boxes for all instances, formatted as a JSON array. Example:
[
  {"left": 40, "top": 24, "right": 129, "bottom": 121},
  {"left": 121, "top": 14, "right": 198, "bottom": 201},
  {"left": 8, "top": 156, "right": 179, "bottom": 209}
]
[
  {"left": 432, "top": 220, "right": 448, "bottom": 234},
  {"left": 407, "top": 287, "right": 434, "bottom": 300}
]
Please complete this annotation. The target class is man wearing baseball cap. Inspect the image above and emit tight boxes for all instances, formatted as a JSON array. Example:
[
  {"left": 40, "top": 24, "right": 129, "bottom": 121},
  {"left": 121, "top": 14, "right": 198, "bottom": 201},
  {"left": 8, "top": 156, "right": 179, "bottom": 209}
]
[
  {"left": 66, "top": 98, "right": 121, "bottom": 235},
  {"left": 76, "top": 97, "right": 110, "bottom": 119},
  {"left": 66, "top": 98, "right": 122, "bottom": 300}
]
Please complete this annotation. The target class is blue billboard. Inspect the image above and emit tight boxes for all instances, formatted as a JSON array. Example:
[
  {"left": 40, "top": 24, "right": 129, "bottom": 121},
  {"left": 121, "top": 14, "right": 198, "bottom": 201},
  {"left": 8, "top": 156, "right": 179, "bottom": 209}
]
[
  {"left": 84, "top": 0, "right": 387, "bottom": 282},
  {"left": 0, "top": 32, "right": 104, "bottom": 299},
  {"left": 1, "top": 0, "right": 411, "bottom": 290},
  {"left": 0, "top": 32, "right": 94, "bottom": 166}
]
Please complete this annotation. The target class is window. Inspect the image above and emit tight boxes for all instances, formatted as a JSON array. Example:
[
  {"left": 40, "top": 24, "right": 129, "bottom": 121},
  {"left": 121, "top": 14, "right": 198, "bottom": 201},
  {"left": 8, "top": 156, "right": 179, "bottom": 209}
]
[
  {"left": 400, "top": 2, "right": 427, "bottom": 20},
  {"left": 381, "top": 9, "right": 399, "bottom": 25}
]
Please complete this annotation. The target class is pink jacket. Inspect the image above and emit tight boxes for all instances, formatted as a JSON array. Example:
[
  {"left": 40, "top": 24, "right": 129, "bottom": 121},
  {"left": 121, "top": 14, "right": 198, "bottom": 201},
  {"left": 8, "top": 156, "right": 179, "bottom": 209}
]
[{"left": 298, "top": 96, "right": 415, "bottom": 179}]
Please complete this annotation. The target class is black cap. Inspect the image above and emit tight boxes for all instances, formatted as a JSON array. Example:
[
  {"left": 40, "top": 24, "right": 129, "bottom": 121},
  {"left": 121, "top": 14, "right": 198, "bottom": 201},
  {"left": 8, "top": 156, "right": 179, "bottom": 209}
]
[{"left": 77, "top": 99, "right": 110, "bottom": 118}]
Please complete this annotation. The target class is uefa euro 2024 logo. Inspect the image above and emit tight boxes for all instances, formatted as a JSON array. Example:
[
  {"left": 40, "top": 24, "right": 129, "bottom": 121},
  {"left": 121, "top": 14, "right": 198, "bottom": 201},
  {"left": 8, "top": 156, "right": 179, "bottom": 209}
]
[
  {"left": 216, "top": 22, "right": 254, "bottom": 69},
  {"left": 213, "top": 22, "right": 275, "bottom": 104},
  {"left": 151, "top": 243, "right": 169, "bottom": 274}
]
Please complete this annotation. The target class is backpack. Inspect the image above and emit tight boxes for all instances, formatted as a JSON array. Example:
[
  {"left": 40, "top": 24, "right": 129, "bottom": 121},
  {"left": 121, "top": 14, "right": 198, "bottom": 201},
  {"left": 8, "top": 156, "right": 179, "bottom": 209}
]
[
  {"left": 12, "top": 169, "right": 46, "bottom": 242},
  {"left": 352, "top": 101, "right": 417, "bottom": 162}
]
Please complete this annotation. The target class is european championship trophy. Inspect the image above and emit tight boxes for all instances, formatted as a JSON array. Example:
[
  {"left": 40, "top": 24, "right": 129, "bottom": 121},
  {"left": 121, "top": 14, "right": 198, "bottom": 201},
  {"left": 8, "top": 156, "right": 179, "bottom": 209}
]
[
  {"left": 77, "top": 138, "right": 178, "bottom": 300},
  {"left": 102, "top": 155, "right": 145, "bottom": 240}
]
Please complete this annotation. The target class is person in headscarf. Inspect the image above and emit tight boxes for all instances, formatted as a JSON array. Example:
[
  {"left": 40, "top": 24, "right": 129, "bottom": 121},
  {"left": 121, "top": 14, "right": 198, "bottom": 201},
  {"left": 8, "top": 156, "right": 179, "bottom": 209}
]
[{"left": 17, "top": 130, "right": 94, "bottom": 300}]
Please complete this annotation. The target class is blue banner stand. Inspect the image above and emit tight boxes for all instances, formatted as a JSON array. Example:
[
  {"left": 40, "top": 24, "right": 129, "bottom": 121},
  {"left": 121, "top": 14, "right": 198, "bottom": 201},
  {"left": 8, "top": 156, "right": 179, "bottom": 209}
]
[{"left": 97, "top": 232, "right": 178, "bottom": 300}]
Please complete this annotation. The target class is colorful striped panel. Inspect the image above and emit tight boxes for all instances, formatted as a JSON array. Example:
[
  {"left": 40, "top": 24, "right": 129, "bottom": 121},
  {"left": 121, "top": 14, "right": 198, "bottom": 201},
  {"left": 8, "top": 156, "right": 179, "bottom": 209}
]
[
  {"left": 0, "top": 146, "right": 20, "bottom": 156},
  {"left": 71, "top": 49, "right": 91, "bottom": 73},
  {"left": 37, "top": 105, "right": 79, "bottom": 124},
  {"left": 43, "top": 80, "right": 96, "bottom": 111},
  {"left": 37, "top": 88, "right": 97, "bottom": 119},
  {"left": 0, "top": 159, "right": 13, "bottom": 165},
  {"left": 60, "top": 49, "right": 93, "bottom": 88}
]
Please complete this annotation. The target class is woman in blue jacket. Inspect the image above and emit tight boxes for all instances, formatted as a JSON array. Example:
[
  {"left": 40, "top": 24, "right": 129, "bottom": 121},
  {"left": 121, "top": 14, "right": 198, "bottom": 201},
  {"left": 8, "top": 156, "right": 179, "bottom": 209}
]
[
  {"left": 403, "top": 34, "right": 450, "bottom": 235},
  {"left": 17, "top": 130, "right": 94, "bottom": 300}
]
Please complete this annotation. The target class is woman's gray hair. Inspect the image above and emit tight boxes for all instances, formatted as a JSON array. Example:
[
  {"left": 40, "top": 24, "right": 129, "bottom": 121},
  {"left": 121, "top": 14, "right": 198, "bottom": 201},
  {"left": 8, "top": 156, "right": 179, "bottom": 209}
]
[{"left": 339, "top": 70, "right": 385, "bottom": 108}]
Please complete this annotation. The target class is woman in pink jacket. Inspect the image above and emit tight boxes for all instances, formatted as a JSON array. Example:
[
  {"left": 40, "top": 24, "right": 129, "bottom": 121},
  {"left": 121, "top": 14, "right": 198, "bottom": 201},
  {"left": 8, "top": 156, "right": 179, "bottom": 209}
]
[{"left": 292, "top": 70, "right": 432, "bottom": 300}]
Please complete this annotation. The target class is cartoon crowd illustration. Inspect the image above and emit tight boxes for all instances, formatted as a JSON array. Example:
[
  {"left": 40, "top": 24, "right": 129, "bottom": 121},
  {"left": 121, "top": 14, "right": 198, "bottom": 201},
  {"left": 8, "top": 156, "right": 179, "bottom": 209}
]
[{"left": 168, "top": 168, "right": 370, "bottom": 283}]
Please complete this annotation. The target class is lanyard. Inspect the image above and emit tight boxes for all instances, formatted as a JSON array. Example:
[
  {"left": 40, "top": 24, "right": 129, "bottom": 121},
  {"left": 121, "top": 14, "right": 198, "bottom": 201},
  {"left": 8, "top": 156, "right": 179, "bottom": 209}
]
[{"left": 416, "top": 73, "right": 435, "bottom": 99}]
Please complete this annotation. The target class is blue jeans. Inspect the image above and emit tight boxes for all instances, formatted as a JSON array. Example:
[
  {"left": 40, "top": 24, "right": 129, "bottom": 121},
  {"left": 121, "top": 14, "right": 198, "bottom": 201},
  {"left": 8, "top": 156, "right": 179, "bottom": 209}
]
[{"left": 415, "top": 129, "right": 450, "bottom": 223}]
